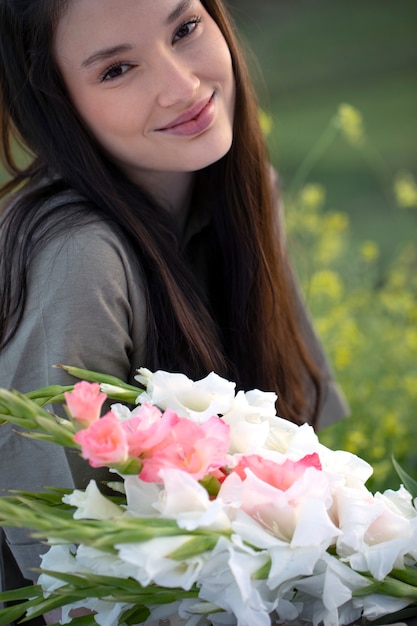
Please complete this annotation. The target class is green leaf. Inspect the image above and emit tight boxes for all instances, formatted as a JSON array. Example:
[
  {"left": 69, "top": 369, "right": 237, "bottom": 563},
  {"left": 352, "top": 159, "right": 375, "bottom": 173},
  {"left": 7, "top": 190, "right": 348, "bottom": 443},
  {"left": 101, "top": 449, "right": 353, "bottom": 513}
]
[
  {"left": 99, "top": 384, "right": 141, "bottom": 404},
  {"left": 121, "top": 605, "right": 151, "bottom": 625},
  {"left": 0, "top": 588, "right": 82, "bottom": 626},
  {"left": 0, "top": 603, "right": 34, "bottom": 626},
  {"left": 392, "top": 456, "right": 417, "bottom": 498},
  {"left": 0, "top": 389, "right": 78, "bottom": 448},
  {"left": 25, "top": 384, "right": 74, "bottom": 405},
  {"left": 353, "top": 575, "right": 417, "bottom": 600},
  {"left": 29, "top": 572, "right": 198, "bottom": 607},
  {"left": 167, "top": 535, "right": 219, "bottom": 559},
  {"left": 18, "top": 594, "right": 80, "bottom": 621},
  {"left": 0, "top": 584, "right": 43, "bottom": 603},
  {"left": 7, "top": 487, "right": 76, "bottom": 505},
  {"left": 252, "top": 559, "right": 271, "bottom": 580},
  {"left": 38, "top": 570, "right": 142, "bottom": 592},
  {"left": 55, "top": 365, "right": 142, "bottom": 395},
  {"left": 0, "top": 496, "right": 229, "bottom": 550},
  {"left": 390, "top": 565, "right": 417, "bottom": 587},
  {"left": 0, "top": 569, "right": 202, "bottom": 626},
  {"left": 199, "top": 474, "right": 221, "bottom": 497},
  {"left": 0, "top": 495, "right": 84, "bottom": 538}
]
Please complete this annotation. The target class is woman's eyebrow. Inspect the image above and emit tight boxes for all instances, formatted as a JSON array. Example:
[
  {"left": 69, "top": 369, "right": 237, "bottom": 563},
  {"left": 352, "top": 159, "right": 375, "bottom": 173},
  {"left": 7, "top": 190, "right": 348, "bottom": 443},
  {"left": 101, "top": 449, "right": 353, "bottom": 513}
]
[
  {"left": 81, "top": 44, "right": 134, "bottom": 69},
  {"left": 166, "top": 0, "right": 194, "bottom": 25},
  {"left": 80, "top": 0, "right": 196, "bottom": 69}
]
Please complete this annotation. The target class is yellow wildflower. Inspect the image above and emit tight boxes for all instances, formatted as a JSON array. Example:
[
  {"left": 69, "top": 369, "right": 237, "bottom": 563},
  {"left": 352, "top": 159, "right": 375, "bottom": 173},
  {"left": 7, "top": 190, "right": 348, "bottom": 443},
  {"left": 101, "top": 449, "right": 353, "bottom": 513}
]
[
  {"left": 405, "top": 329, "right": 417, "bottom": 353},
  {"left": 394, "top": 171, "right": 417, "bottom": 208},
  {"left": 324, "top": 212, "right": 349, "bottom": 233},
  {"left": 317, "top": 236, "right": 345, "bottom": 265},
  {"left": 360, "top": 240, "right": 379, "bottom": 263},
  {"left": 335, "top": 103, "right": 365, "bottom": 146},
  {"left": 258, "top": 108, "right": 273, "bottom": 136},
  {"left": 299, "top": 184, "right": 326, "bottom": 211},
  {"left": 310, "top": 270, "right": 344, "bottom": 301},
  {"left": 334, "top": 345, "right": 353, "bottom": 370},
  {"left": 403, "top": 376, "right": 417, "bottom": 399}
]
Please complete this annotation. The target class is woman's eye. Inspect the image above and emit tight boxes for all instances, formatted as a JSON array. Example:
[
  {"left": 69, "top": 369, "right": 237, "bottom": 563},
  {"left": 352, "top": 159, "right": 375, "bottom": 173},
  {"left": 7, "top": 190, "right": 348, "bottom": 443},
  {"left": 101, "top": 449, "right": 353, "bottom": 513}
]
[
  {"left": 173, "top": 17, "right": 202, "bottom": 43},
  {"left": 100, "top": 63, "right": 132, "bottom": 82}
]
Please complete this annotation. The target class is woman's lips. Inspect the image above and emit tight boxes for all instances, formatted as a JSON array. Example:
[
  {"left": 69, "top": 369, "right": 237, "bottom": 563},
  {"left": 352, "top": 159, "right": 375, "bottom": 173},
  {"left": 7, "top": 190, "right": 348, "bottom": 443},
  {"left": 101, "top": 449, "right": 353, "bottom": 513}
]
[{"left": 157, "top": 94, "right": 215, "bottom": 137}]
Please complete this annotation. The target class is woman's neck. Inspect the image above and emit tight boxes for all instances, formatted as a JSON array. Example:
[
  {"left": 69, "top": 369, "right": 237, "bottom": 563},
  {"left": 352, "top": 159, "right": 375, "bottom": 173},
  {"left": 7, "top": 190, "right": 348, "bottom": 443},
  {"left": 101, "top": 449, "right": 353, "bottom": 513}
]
[{"left": 133, "top": 170, "right": 195, "bottom": 236}]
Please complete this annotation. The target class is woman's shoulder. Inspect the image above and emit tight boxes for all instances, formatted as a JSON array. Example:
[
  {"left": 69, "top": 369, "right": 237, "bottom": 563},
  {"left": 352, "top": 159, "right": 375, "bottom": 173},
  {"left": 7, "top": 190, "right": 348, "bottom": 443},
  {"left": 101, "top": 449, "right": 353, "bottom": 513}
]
[
  {"left": 30, "top": 208, "right": 138, "bottom": 293},
  {"left": 9, "top": 180, "right": 136, "bottom": 268},
  {"left": 0, "top": 181, "right": 144, "bottom": 318},
  {"left": 0, "top": 182, "right": 147, "bottom": 392}
]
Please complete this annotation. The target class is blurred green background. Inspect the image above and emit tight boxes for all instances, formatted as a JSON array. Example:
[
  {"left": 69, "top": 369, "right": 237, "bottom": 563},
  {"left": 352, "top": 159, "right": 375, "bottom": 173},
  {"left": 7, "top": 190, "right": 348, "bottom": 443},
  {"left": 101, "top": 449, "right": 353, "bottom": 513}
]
[
  {"left": 231, "top": 0, "right": 417, "bottom": 264},
  {"left": 230, "top": 0, "right": 417, "bottom": 490}
]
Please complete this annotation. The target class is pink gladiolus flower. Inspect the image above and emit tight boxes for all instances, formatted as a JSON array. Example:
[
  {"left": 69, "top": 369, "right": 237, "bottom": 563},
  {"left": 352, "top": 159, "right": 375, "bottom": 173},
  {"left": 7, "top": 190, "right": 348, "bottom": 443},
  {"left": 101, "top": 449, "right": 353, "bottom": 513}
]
[
  {"left": 64, "top": 381, "right": 107, "bottom": 426},
  {"left": 139, "top": 415, "right": 230, "bottom": 483},
  {"left": 74, "top": 411, "right": 129, "bottom": 468},
  {"left": 221, "top": 452, "right": 337, "bottom": 545},
  {"left": 232, "top": 453, "right": 322, "bottom": 491},
  {"left": 122, "top": 404, "right": 180, "bottom": 457}
]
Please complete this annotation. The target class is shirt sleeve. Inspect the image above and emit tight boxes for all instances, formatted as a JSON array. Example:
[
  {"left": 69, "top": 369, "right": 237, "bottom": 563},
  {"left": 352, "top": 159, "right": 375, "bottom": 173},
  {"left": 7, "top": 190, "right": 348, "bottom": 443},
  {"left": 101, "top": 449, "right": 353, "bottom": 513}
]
[
  {"left": 0, "top": 217, "right": 147, "bottom": 578},
  {"left": 2, "top": 218, "right": 147, "bottom": 391}
]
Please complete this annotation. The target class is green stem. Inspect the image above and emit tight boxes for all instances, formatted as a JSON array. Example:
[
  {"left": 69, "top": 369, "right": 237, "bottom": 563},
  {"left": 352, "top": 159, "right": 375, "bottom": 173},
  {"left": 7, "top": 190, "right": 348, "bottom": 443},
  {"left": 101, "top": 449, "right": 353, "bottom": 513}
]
[
  {"left": 55, "top": 365, "right": 142, "bottom": 394},
  {"left": 287, "top": 120, "right": 339, "bottom": 198},
  {"left": 353, "top": 574, "right": 417, "bottom": 600}
]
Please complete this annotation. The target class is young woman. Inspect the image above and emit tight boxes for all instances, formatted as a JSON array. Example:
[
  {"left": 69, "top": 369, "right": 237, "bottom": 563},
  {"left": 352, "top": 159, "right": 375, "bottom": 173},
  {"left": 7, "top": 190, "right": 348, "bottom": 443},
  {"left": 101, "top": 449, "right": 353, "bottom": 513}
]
[{"left": 0, "top": 0, "right": 347, "bottom": 600}]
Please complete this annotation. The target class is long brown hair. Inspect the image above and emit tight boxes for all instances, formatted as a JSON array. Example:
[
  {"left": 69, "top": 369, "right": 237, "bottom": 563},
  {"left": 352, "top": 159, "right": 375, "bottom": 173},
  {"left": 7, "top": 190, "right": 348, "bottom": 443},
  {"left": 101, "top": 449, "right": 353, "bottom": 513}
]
[{"left": 0, "top": 0, "right": 322, "bottom": 426}]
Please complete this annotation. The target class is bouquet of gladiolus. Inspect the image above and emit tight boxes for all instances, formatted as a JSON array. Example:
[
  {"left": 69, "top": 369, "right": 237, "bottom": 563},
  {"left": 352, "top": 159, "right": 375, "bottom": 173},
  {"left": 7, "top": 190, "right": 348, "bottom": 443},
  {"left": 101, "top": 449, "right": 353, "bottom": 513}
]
[{"left": 0, "top": 366, "right": 417, "bottom": 626}]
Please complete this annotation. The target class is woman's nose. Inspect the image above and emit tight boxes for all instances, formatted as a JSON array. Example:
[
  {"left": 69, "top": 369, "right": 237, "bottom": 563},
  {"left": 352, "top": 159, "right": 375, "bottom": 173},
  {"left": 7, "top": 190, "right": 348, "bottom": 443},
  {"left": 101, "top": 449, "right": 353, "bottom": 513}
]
[{"left": 154, "top": 53, "right": 200, "bottom": 108}]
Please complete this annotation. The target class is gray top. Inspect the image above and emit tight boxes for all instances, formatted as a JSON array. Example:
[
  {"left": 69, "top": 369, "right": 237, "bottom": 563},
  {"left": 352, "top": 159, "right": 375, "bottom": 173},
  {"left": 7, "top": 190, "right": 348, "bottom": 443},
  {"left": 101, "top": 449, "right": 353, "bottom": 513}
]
[{"left": 0, "top": 188, "right": 348, "bottom": 583}]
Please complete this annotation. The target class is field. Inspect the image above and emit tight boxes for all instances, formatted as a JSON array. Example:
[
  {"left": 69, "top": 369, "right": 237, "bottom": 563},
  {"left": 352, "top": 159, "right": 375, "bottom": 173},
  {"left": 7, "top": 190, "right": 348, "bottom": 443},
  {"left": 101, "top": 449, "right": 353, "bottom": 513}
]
[
  {"left": 233, "top": 0, "right": 417, "bottom": 261},
  {"left": 233, "top": 0, "right": 417, "bottom": 489}
]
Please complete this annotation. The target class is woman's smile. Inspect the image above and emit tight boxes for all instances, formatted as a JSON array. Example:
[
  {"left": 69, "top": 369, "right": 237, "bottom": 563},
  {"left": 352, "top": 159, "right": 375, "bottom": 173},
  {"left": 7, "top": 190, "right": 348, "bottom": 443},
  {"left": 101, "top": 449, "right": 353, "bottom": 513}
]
[{"left": 156, "top": 92, "right": 215, "bottom": 136}]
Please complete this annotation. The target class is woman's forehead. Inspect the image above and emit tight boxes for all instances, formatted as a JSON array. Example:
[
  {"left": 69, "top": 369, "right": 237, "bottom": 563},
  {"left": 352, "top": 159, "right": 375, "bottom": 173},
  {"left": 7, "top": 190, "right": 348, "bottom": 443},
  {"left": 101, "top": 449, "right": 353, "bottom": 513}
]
[{"left": 54, "top": 0, "right": 203, "bottom": 48}]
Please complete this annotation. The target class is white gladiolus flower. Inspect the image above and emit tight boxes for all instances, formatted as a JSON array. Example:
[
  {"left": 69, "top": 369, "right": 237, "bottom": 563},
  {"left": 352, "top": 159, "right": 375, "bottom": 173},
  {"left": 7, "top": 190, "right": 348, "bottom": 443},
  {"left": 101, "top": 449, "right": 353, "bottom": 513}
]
[
  {"left": 221, "top": 390, "right": 272, "bottom": 453},
  {"left": 108, "top": 401, "right": 136, "bottom": 421},
  {"left": 196, "top": 538, "right": 272, "bottom": 626},
  {"left": 141, "top": 602, "right": 184, "bottom": 625},
  {"left": 76, "top": 544, "right": 140, "bottom": 579},
  {"left": 322, "top": 449, "right": 374, "bottom": 486},
  {"left": 335, "top": 484, "right": 386, "bottom": 554},
  {"left": 158, "top": 469, "right": 231, "bottom": 531},
  {"left": 117, "top": 535, "right": 208, "bottom": 590},
  {"left": 135, "top": 368, "right": 236, "bottom": 422},
  {"left": 62, "top": 479, "right": 123, "bottom": 520},
  {"left": 348, "top": 535, "right": 416, "bottom": 580},
  {"left": 376, "top": 485, "right": 417, "bottom": 519},
  {"left": 2, "top": 366, "right": 416, "bottom": 626},
  {"left": 264, "top": 415, "right": 299, "bottom": 453},
  {"left": 38, "top": 544, "right": 81, "bottom": 593},
  {"left": 123, "top": 474, "right": 162, "bottom": 516},
  {"left": 268, "top": 544, "right": 322, "bottom": 589},
  {"left": 292, "top": 553, "right": 368, "bottom": 624},
  {"left": 242, "top": 388, "right": 277, "bottom": 416},
  {"left": 359, "top": 593, "right": 411, "bottom": 621},
  {"left": 87, "top": 600, "right": 131, "bottom": 626}
]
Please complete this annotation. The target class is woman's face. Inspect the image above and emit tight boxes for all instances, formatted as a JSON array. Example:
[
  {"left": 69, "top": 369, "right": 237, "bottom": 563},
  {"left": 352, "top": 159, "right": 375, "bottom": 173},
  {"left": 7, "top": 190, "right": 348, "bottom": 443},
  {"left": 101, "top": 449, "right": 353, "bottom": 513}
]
[{"left": 54, "top": 0, "right": 235, "bottom": 186}]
